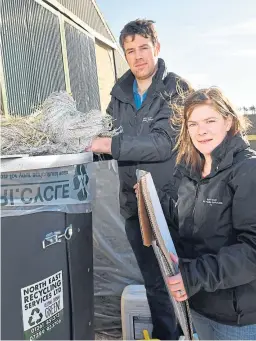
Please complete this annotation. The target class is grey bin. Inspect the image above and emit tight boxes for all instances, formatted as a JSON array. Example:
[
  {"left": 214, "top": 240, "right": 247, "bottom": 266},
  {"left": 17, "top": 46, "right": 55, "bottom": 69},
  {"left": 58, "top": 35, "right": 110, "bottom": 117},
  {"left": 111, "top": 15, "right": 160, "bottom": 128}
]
[{"left": 1, "top": 153, "right": 95, "bottom": 340}]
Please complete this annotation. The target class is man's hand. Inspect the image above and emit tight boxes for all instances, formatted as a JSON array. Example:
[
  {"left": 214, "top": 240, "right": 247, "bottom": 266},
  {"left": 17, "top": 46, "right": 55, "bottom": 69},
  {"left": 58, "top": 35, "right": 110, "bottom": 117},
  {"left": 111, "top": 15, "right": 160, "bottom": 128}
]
[
  {"left": 85, "top": 137, "right": 112, "bottom": 154},
  {"left": 167, "top": 252, "right": 188, "bottom": 302}
]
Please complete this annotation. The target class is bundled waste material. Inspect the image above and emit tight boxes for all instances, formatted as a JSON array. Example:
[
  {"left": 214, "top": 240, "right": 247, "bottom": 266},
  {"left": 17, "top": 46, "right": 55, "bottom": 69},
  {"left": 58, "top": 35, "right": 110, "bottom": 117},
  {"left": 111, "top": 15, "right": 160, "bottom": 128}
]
[{"left": 1, "top": 91, "right": 122, "bottom": 156}]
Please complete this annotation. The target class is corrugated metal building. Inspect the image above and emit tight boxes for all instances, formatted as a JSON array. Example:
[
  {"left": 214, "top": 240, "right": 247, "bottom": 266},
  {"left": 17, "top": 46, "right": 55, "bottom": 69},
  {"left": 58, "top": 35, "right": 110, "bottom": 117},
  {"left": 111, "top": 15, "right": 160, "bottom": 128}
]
[{"left": 0, "top": 0, "right": 128, "bottom": 116}]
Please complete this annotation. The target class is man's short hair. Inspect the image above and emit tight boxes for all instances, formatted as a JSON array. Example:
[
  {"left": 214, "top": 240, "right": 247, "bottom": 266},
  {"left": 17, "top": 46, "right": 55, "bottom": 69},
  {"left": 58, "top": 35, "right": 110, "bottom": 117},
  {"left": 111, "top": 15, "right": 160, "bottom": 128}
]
[{"left": 119, "top": 19, "right": 158, "bottom": 50}]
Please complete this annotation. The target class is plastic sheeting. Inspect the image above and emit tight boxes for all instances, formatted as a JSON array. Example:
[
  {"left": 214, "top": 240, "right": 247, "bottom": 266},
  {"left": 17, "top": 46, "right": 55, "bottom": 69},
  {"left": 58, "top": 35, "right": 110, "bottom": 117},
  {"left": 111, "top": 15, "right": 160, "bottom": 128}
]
[{"left": 92, "top": 160, "right": 143, "bottom": 333}]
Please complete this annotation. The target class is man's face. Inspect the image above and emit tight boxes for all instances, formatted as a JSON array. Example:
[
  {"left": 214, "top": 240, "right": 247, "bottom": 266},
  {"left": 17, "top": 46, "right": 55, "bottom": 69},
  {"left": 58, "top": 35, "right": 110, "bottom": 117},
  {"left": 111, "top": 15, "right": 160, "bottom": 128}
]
[{"left": 123, "top": 34, "right": 160, "bottom": 80}]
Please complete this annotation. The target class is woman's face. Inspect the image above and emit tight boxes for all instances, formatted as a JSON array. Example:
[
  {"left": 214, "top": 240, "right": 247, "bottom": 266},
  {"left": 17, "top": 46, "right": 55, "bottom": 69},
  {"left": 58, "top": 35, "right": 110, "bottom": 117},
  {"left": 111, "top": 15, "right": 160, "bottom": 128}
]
[{"left": 187, "top": 104, "right": 232, "bottom": 157}]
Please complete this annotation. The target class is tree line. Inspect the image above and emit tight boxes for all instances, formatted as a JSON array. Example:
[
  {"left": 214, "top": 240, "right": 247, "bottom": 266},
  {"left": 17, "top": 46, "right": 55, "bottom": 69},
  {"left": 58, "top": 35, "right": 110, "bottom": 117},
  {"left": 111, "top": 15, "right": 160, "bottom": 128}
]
[{"left": 239, "top": 106, "right": 256, "bottom": 115}]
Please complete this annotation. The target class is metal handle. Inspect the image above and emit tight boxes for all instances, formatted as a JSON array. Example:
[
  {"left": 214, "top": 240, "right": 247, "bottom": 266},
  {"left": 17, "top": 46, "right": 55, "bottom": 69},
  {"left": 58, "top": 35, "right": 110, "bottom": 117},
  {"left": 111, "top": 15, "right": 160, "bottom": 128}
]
[{"left": 42, "top": 224, "right": 73, "bottom": 249}]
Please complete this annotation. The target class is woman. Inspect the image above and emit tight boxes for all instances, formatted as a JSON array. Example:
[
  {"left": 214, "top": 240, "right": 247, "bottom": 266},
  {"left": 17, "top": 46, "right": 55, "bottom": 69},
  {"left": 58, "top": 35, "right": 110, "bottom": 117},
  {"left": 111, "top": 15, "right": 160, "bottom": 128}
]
[{"left": 167, "top": 87, "right": 256, "bottom": 340}]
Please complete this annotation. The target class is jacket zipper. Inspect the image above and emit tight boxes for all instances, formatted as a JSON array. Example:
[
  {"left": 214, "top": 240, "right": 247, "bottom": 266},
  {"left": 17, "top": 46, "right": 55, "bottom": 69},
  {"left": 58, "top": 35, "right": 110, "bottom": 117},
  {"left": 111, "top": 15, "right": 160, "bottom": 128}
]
[
  {"left": 192, "top": 183, "right": 200, "bottom": 217},
  {"left": 233, "top": 290, "right": 241, "bottom": 325}
]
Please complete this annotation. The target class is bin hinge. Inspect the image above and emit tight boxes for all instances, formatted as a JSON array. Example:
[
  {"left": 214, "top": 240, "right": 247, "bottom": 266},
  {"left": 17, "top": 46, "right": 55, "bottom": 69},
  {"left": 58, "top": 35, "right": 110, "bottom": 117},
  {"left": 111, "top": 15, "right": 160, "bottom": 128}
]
[{"left": 42, "top": 224, "right": 73, "bottom": 249}]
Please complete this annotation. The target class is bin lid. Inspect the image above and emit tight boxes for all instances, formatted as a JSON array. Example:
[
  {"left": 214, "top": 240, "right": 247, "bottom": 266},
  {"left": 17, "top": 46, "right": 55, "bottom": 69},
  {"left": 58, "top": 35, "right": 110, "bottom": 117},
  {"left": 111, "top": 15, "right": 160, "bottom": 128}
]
[{"left": 0, "top": 152, "right": 93, "bottom": 172}]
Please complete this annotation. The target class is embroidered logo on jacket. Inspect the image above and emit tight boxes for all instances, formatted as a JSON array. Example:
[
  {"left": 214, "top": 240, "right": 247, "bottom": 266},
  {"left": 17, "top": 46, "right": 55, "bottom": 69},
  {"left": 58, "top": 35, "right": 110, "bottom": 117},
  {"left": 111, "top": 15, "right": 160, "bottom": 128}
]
[
  {"left": 203, "top": 198, "right": 223, "bottom": 205},
  {"left": 142, "top": 117, "right": 154, "bottom": 123}
]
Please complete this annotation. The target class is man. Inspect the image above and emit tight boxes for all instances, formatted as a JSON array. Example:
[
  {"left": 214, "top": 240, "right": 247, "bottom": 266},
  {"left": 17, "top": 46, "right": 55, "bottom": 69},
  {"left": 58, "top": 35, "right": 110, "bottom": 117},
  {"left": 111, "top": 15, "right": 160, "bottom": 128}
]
[{"left": 89, "top": 19, "right": 190, "bottom": 340}]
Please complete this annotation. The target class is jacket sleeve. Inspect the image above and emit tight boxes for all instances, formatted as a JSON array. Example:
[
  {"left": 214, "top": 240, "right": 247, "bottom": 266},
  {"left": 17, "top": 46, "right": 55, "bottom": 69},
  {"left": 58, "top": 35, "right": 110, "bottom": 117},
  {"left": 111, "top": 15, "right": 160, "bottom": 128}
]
[
  {"left": 157, "top": 172, "right": 185, "bottom": 256},
  {"left": 111, "top": 99, "right": 175, "bottom": 162},
  {"left": 106, "top": 97, "right": 114, "bottom": 117},
  {"left": 93, "top": 98, "right": 114, "bottom": 162},
  {"left": 179, "top": 160, "right": 256, "bottom": 298},
  {"left": 157, "top": 173, "right": 180, "bottom": 226}
]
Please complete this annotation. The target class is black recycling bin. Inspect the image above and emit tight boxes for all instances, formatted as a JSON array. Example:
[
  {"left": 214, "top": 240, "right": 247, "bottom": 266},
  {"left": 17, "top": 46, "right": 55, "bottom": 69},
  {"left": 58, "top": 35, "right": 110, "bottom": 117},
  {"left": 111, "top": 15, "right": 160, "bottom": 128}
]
[{"left": 1, "top": 153, "right": 95, "bottom": 340}]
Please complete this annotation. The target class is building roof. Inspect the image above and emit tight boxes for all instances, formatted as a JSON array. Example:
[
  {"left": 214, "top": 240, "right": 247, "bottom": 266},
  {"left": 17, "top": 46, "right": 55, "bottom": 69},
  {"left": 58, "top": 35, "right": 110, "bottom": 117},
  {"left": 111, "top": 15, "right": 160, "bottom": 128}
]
[{"left": 48, "top": 0, "right": 119, "bottom": 48}]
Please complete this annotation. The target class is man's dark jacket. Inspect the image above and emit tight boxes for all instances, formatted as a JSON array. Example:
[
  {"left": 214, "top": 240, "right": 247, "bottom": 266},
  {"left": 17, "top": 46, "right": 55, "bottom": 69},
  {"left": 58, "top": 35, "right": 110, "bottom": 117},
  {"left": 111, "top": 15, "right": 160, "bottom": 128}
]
[{"left": 107, "top": 58, "right": 189, "bottom": 219}]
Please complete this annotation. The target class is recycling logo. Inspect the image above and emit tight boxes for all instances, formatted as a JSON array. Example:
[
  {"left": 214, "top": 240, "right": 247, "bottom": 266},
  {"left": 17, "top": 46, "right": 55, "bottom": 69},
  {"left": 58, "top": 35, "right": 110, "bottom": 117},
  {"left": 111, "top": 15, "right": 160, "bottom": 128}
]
[
  {"left": 73, "top": 164, "right": 89, "bottom": 201},
  {"left": 28, "top": 308, "right": 43, "bottom": 327}
]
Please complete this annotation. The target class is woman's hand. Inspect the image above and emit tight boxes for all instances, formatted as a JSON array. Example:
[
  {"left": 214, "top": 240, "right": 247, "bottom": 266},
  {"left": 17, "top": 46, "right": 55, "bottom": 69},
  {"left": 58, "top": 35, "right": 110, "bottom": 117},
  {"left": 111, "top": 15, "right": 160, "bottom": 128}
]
[
  {"left": 167, "top": 252, "right": 188, "bottom": 302},
  {"left": 133, "top": 183, "right": 139, "bottom": 198}
]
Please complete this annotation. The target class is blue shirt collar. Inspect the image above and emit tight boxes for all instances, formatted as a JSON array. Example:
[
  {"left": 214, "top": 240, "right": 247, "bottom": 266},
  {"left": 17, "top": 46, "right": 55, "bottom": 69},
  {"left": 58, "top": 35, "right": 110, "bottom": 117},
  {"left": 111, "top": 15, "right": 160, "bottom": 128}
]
[
  {"left": 133, "top": 79, "right": 148, "bottom": 107},
  {"left": 132, "top": 78, "right": 148, "bottom": 102},
  {"left": 133, "top": 78, "right": 138, "bottom": 94}
]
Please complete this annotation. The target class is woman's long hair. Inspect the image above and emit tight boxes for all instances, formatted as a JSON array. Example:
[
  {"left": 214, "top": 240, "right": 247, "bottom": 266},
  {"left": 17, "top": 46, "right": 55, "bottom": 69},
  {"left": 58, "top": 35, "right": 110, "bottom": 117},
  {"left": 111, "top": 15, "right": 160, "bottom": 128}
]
[{"left": 171, "top": 86, "right": 251, "bottom": 170}]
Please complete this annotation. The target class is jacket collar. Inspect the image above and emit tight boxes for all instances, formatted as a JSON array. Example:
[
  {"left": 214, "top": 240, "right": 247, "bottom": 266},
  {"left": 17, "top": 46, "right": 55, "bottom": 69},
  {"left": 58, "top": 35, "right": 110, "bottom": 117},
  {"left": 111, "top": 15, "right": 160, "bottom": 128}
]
[
  {"left": 177, "top": 134, "right": 249, "bottom": 181},
  {"left": 111, "top": 58, "right": 168, "bottom": 104}
]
